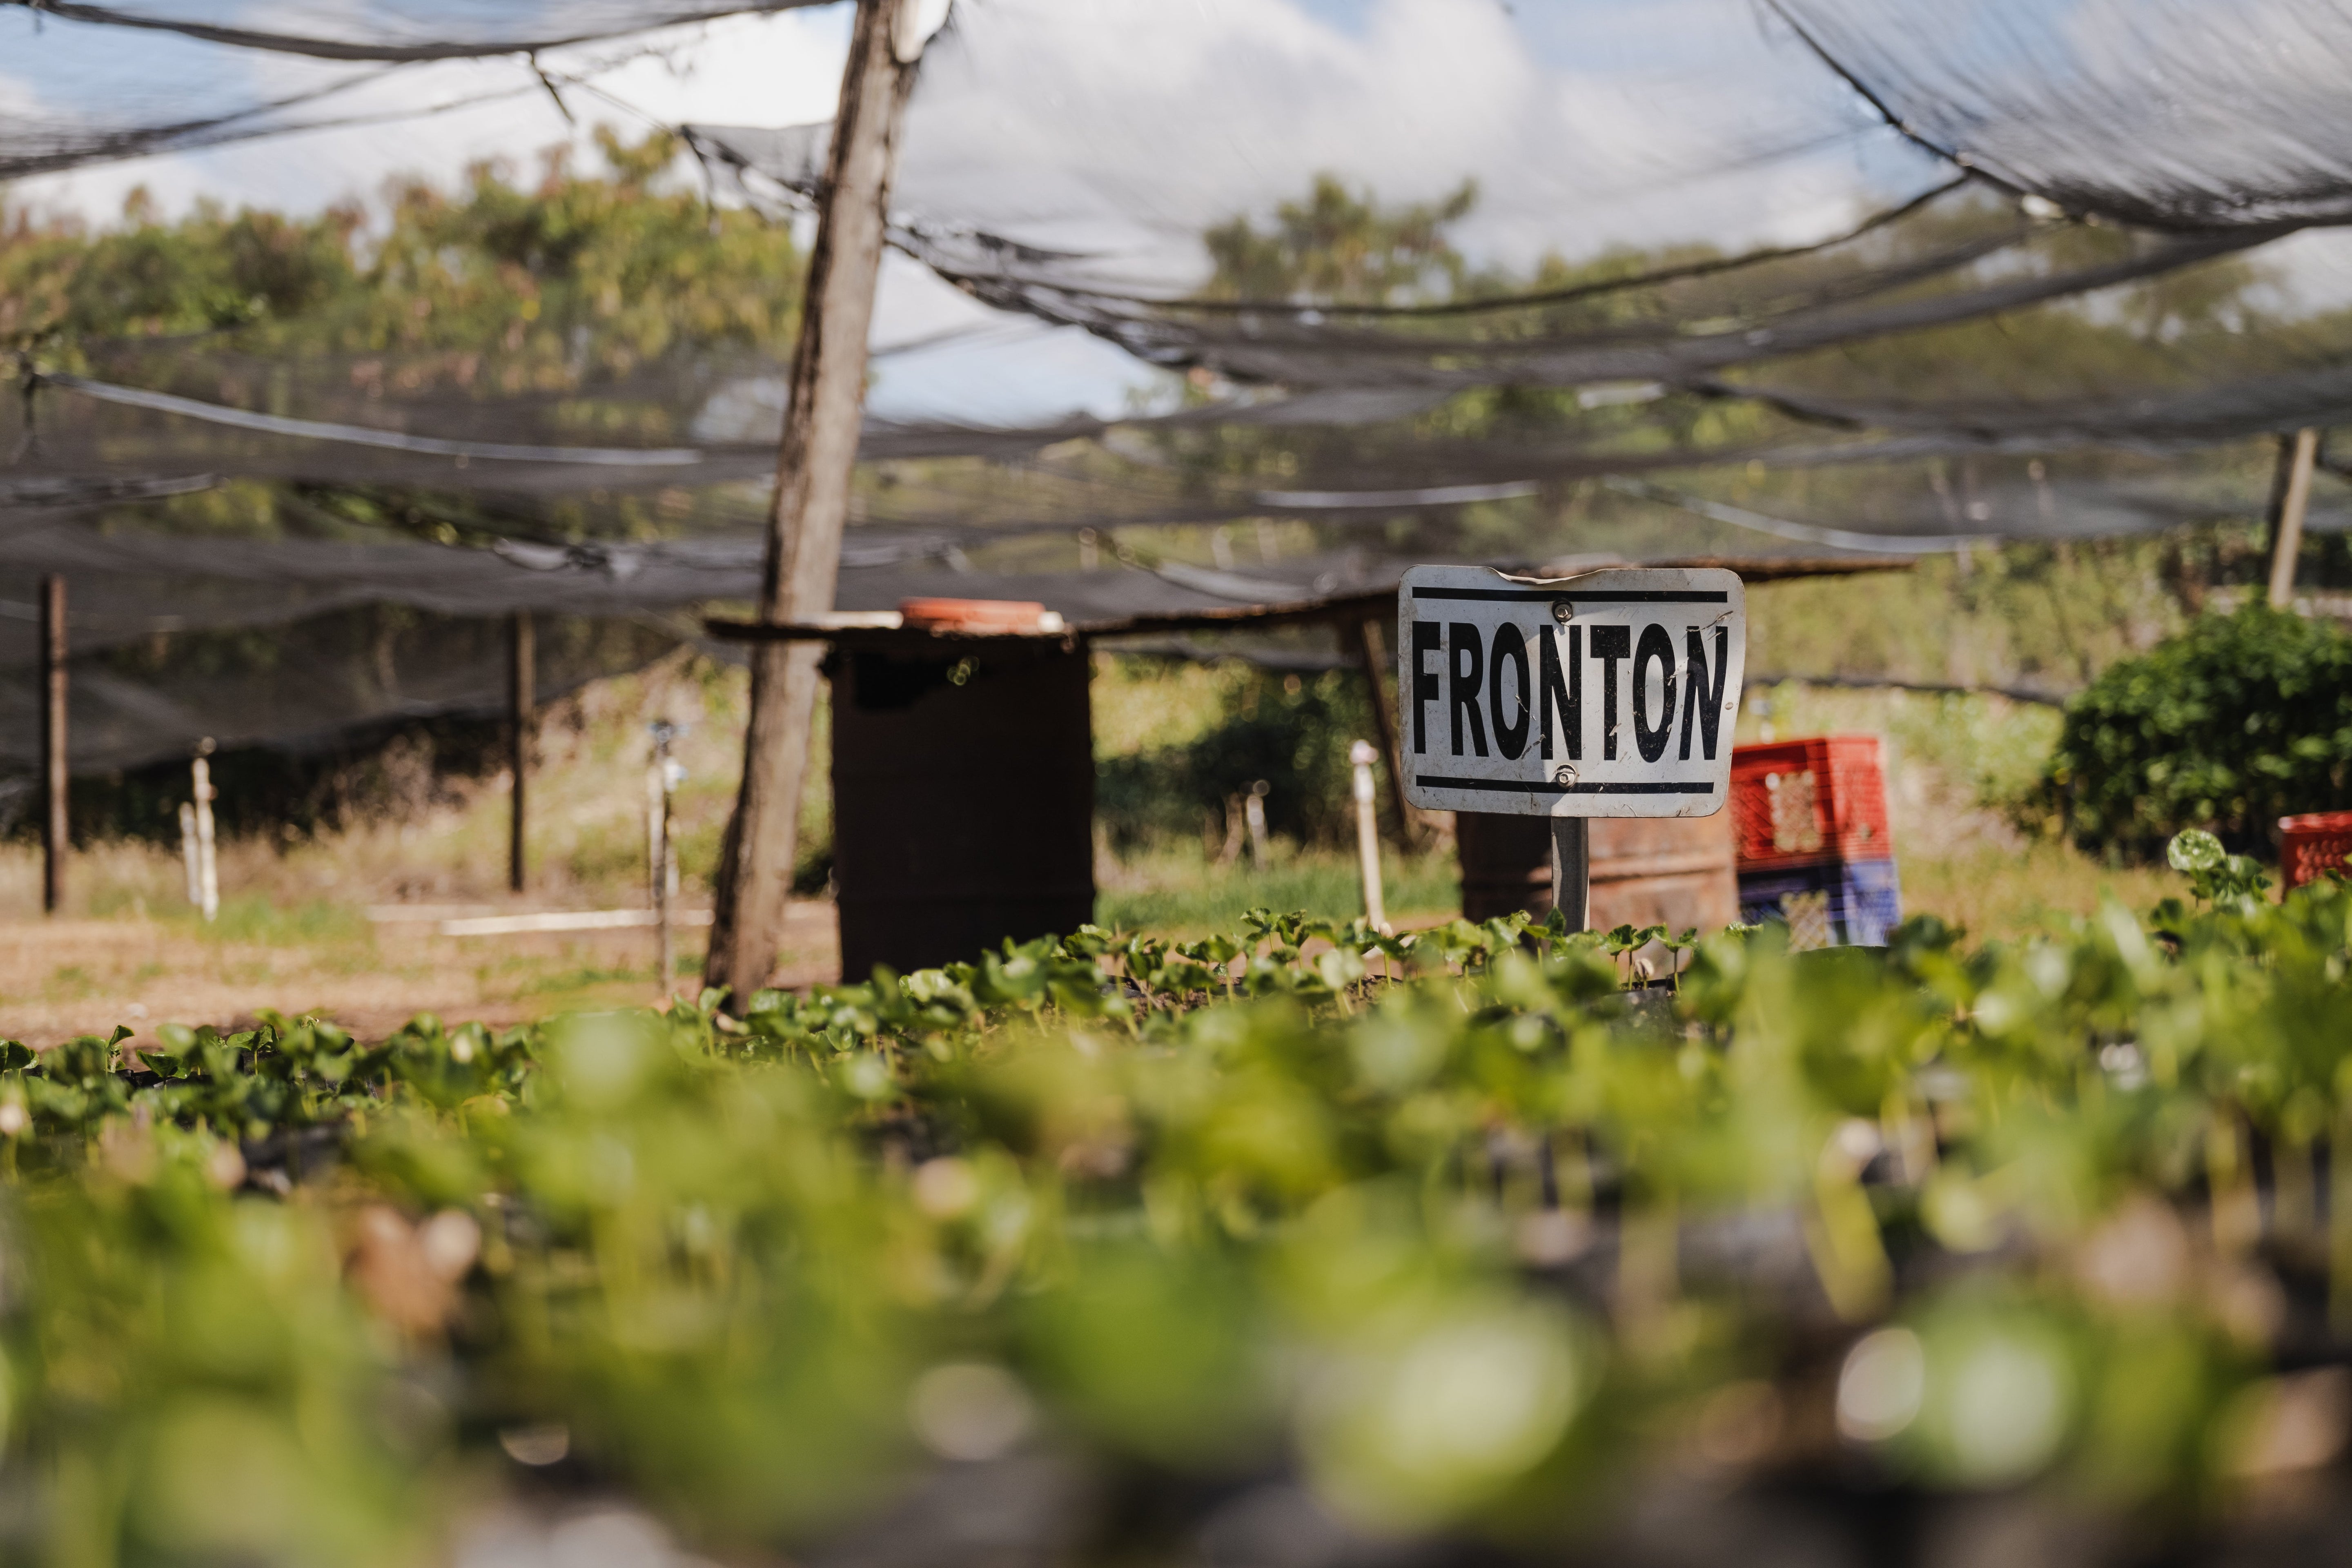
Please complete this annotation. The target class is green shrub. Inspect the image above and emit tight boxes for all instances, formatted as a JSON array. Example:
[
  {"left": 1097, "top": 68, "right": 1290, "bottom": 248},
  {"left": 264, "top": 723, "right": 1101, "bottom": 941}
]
[
  {"left": 1096, "top": 665, "right": 1373, "bottom": 849},
  {"left": 2039, "top": 606, "right": 2352, "bottom": 855},
  {"left": 13, "top": 873, "right": 2352, "bottom": 1557}
]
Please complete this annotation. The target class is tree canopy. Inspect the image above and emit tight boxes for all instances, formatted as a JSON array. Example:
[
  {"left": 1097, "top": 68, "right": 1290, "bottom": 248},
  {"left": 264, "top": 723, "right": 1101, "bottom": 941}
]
[{"left": 3, "top": 128, "right": 802, "bottom": 369}]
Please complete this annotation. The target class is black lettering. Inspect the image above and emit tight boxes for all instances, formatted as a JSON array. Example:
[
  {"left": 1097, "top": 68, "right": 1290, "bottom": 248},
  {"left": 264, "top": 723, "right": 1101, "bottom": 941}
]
[
  {"left": 1410, "top": 621, "right": 1441, "bottom": 754},
  {"left": 1590, "top": 624, "right": 1630, "bottom": 761},
  {"left": 1633, "top": 624, "right": 1676, "bottom": 764},
  {"left": 1539, "top": 625, "right": 1580, "bottom": 761},
  {"left": 1679, "top": 624, "right": 1730, "bottom": 762},
  {"left": 1489, "top": 624, "right": 1531, "bottom": 760},
  {"left": 1448, "top": 623, "right": 1488, "bottom": 757}
]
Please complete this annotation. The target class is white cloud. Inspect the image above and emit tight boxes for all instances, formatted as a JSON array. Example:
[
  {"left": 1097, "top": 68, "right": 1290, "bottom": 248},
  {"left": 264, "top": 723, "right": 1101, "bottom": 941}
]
[
  {"left": 0, "top": 1, "right": 1164, "bottom": 428},
  {"left": 894, "top": 0, "right": 1940, "bottom": 290},
  {"left": 0, "top": 0, "right": 1960, "bottom": 430},
  {"left": 866, "top": 252, "right": 1180, "bottom": 425},
  {"left": 4, "top": 5, "right": 856, "bottom": 224},
  {"left": 6, "top": 0, "right": 1949, "bottom": 273}
]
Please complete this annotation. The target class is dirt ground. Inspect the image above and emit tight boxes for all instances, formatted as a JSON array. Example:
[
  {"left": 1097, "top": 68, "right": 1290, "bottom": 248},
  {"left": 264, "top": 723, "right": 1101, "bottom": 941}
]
[{"left": 0, "top": 900, "right": 840, "bottom": 1048}]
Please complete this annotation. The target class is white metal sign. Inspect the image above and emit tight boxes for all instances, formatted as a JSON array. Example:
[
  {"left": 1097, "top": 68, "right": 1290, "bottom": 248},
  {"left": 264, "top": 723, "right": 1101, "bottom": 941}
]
[{"left": 1396, "top": 564, "right": 1746, "bottom": 817}]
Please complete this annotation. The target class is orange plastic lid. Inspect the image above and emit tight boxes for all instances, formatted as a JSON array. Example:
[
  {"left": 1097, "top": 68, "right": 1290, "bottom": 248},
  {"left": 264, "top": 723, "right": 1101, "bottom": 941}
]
[{"left": 898, "top": 597, "right": 1049, "bottom": 632}]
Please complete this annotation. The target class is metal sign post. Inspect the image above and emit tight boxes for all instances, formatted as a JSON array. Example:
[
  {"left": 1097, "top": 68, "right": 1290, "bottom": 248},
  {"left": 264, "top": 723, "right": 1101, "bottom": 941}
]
[
  {"left": 40, "top": 575, "right": 66, "bottom": 915},
  {"left": 1397, "top": 565, "right": 1746, "bottom": 933}
]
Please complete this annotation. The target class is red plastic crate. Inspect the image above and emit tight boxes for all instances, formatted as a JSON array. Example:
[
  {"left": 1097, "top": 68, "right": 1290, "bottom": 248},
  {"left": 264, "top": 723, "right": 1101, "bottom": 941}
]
[
  {"left": 2281, "top": 811, "right": 2352, "bottom": 889},
  {"left": 1730, "top": 735, "right": 1891, "bottom": 870}
]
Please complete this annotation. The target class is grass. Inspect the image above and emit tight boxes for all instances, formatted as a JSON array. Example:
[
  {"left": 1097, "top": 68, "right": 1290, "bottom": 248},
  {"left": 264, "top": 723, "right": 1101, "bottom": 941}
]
[
  {"left": 1743, "top": 538, "right": 2186, "bottom": 696},
  {"left": 8, "top": 654, "right": 2188, "bottom": 958},
  {"left": 0, "top": 652, "right": 764, "bottom": 922},
  {"left": 1088, "top": 827, "right": 2186, "bottom": 950},
  {"left": 188, "top": 895, "right": 374, "bottom": 947},
  {"left": 0, "top": 554, "right": 2253, "bottom": 1042},
  {"left": 513, "top": 962, "right": 657, "bottom": 1000},
  {"left": 1725, "top": 682, "right": 2188, "bottom": 941},
  {"left": 45, "top": 965, "right": 96, "bottom": 1002},
  {"left": 1901, "top": 841, "right": 2176, "bottom": 943},
  {"left": 1098, "top": 847, "right": 1460, "bottom": 935},
  {"left": 1737, "top": 681, "right": 2064, "bottom": 808}
]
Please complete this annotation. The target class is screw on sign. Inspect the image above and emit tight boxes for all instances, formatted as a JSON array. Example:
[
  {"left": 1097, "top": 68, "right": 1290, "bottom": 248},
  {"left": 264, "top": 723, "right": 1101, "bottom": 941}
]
[{"left": 1396, "top": 565, "right": 1746, "bottom": 932}]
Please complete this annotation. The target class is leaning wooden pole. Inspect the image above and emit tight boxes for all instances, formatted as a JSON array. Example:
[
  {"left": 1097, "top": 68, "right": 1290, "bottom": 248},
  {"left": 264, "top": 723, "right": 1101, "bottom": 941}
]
[
  {"left": 2268, "top": 427, "right": 2319, "bottom": 609},
  {"left": 706, "top": 0, "right": 924, "bottom": 998},
  {"left": 39, "top": 574, "right": 65, "bottom": 915},
  {"left": 509, "top": 610, "right": 534, "bottom": 894},
  {"left": 1349, "top": 617, "right": 1424, "bottom": 850}
]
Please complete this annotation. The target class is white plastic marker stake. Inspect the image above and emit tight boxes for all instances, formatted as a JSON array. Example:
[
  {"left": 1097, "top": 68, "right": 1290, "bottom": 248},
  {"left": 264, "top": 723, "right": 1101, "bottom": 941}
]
[
  {"left": 1350, "top": 739, "right": 1390, "bottom": 934},
  {"left": 1243, "top": 782, "right": 1270, "bottom": 867},
  {"left": 1397, "top": 564, "right": 1746, "bottom": 934},
  {"left": 190, "top": 743, "right": 218, "bottom": 923}
]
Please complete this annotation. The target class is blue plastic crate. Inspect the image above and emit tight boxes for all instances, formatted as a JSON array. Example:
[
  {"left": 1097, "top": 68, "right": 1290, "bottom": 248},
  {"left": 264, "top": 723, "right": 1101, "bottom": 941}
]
[{"left": 1737, "top": 857, "right": 1902, "bottom": 949}]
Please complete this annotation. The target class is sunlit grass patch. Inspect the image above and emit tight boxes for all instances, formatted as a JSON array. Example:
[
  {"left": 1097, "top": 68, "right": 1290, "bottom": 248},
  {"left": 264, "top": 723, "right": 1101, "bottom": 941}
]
[{"left": 1099, "top": 846, "right": 1457, "bottom": 936}]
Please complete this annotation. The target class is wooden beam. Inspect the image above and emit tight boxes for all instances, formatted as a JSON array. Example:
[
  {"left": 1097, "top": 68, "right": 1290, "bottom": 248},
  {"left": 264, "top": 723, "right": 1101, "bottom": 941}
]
[
  {"left": 1079, "top": 591, "right": 1394, "bottom": 639},
  {"left": 706, "top": 0, "right": 925, "bottom": 999},
  {"left": 701, "top": 555, "right": 1918, "bottom": 648},
  {"left": 440, "top": 908, "right": 714, "bottom": 938},
  {"left": 39, "top": 575, "right": 65, "bottom": 915},
  {"left": 704, "top": 591, "right": 1394, "bottom": 646},
  {"left": 509, "top": 610, "right": 533, "bottom": 894},
  {"left": 2269, "top": 427, "right": 2319, "bottom": 609}
]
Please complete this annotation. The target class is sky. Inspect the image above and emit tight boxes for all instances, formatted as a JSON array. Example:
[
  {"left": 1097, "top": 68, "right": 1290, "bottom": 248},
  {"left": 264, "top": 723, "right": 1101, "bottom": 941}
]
[
  {"left": 884, "top": 0, "right": 1938, "bottom": 294},
  {"left": 0, "top": 1, "right": 1170, "bottom": 430},
  {"left": 5, "top": 0, "right": 1938, "bottom": 433},
  {"left": 0, "top": 0, "right": 1941, "bottom": 283},
  {"left": 10, "top": 0, "right": 2345, "bottom": 434},
  {"left": 2, "top": 7, "right": 858, "bottom": 225}
]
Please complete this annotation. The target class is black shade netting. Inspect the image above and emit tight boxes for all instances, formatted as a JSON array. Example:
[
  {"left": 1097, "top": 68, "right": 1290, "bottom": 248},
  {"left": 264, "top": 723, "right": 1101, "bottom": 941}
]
[
  {"left": 7, "top": 1, "right": 826, "bottom": 60},
  {"left": 0, "top": 601, "right": 682, "bottom": 782},
  {"left": 1769, "top": 0, "right": 2352, "bottom": 231},
  {"left": 11, "top": 0, "right": 2352, "bottom": 781},
  {"left": 0, "top": 1, "right": 832, "bottom": 178}
]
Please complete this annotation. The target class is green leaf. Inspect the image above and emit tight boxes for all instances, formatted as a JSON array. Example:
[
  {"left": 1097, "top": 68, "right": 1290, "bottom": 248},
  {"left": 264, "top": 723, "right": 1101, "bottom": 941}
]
[{"left": 2166, "top": 829, "right": 2224, "bottom": 873}]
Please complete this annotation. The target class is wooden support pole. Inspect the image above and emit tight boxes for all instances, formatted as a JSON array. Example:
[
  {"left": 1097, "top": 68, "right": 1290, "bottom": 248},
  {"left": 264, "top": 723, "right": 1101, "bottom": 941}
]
[
  {"left": 2268, "top": 427, "right": 2319, "bottom": 610},
  {"left": 657, "top": 792, "right": 675, "bottom": 996},
  {"left": 649, "top": 722, "right": 679, "bottom": 998},
  {"left": 1349, "top": 617, "right": 1425, "bottom": 850},
  {"left": 509, "top": 610, "right": 533, "bottom": 894},
  {"left": 707, "top": 0, "right": 924, "bottom": 998},
  {"left": 39, "top": 574, "right": 64, "bottom": 915},
  {"left": 2261, "top": 431, "right": 2298, "bottom": 556}
]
